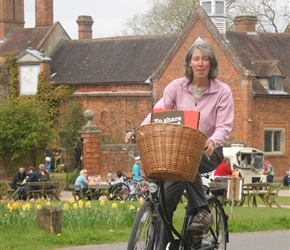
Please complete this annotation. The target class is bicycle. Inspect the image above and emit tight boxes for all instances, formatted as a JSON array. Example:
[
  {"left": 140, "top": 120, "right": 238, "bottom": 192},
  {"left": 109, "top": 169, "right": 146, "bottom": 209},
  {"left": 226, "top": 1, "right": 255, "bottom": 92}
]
[
  {"left": 127, "top": 177, "right": 149, "bottom": 201},
  {"left": 127, "top": 178, "right": 229, "bottom": 250},
  {"left": 109, "top": 177, "right": 149, "bottom": 201}
]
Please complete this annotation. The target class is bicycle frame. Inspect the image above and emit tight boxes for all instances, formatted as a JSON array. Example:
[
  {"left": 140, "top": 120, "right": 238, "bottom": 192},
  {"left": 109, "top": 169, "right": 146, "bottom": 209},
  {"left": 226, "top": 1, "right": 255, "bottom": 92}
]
[{"left": 127, "top": 179, "right": 229, "bottom": 250}]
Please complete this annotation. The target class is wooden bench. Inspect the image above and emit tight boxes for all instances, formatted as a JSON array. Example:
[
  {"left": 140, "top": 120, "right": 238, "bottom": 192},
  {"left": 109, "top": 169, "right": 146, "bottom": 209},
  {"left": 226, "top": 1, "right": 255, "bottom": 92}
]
[
  {"left": 44, "top": 181, "right": 64, "bottom": 201},
  {"left": 25, "top": 182, "right": 45, "bottom": 201},
  {"left": 2, "top": 181, "right": 21, "bottom": 201},
  {"left": 243, "top": 182, "right": 271, "bottom": 207},
  {"left": 69, "top": 184, "right": 93, "bottom": 200},
  {"left": 263, "top": 182, "right": 282, "bottom": 208}
]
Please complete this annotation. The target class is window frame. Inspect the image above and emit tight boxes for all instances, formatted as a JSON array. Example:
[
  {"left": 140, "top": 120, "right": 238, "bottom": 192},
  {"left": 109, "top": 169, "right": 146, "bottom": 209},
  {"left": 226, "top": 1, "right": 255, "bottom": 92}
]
[
  {"left": 268, "top": 75, "right": 284, "bottom": 92},
  {"left": 264, "top": 128, "right": 285, "bottom": 155}
]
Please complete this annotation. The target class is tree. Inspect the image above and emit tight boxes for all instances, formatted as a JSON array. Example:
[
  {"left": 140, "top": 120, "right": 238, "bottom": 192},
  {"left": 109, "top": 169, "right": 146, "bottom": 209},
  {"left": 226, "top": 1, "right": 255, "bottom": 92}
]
[
  {"left": 0, "top": 98, "right": 56, "bottom": 170},
  {"left": 122, "top": 0, "right": 199, "bottom": 35},
  {"left": 122, "top": 0, "right": 289, "bottom": 35},
  {"left": 58, "top": 101, "right": 86, "bottom": 148},
  {"left": 226, "top": 0, "right": 290, "bottom": 33}
]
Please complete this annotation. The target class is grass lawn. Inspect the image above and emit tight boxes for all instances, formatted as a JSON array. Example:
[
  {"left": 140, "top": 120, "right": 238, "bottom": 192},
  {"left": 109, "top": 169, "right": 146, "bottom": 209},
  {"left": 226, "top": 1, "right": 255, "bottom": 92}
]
[{"left": 1, "top": 185, "right": 289, "bottom": 250}]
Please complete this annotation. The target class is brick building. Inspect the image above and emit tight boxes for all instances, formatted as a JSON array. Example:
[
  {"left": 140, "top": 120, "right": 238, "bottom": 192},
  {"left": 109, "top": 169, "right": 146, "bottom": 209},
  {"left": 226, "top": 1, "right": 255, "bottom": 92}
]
[{"left": 1, "top": 0, "right": 289, "bottom": 180}]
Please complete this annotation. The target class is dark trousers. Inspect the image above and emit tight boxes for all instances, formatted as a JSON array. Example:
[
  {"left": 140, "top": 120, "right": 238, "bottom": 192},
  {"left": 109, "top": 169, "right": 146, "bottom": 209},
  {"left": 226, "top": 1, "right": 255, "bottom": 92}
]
[
  {"left": 267, "top": 175, "right": 274, "bottom": 182},
  {"left": 155, "top": 147, "right": 223, "bottom": 249}
]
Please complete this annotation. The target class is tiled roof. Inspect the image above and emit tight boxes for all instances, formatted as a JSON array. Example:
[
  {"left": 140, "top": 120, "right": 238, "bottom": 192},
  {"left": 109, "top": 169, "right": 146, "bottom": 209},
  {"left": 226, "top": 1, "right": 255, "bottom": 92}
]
[
  {"left": 1, "top": 27, "right": 51, "bottom": 55},
  {"left": 50, "top": 35, "right": 178, "bottom": 84},
  {"left": 226, "top": 31, "right": 290, "bottom": 94}
]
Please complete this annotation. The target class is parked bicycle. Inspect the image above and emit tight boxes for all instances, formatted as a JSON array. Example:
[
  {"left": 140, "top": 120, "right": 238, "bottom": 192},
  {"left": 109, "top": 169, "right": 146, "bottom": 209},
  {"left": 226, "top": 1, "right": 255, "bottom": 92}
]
[
  {"left": 109, "top": 177, "right": 150, "bottom": 201},
  {"left": 127, "top": 179, "right": 229, "bottom": 249},
  {"left": 127, "top": 177, "right": 149, "bottom": 201},
  {"left": 109, "top": 177, "right": 132, "bottom": 200}
]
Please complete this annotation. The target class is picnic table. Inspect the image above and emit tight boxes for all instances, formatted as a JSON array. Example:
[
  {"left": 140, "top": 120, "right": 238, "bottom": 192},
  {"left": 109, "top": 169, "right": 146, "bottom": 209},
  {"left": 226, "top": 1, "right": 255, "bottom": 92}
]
[
  {"left": 1, "top": 180, "right": 64, "bottom": 201},
  {"left": 69, "top": 183, "right": 111, "bottom": 200},
  {"left": 243, "top": 182, "right": 282, "bottom": 208}
]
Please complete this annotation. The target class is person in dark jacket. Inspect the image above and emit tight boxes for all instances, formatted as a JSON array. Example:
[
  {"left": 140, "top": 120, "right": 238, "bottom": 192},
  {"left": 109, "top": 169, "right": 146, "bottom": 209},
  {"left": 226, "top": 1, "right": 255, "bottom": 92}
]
[
  {"left": 12, "top": 167, "right": 27, "bottom": 200},
  {"left": 26, "top": 167, "right": 39, "bottom": 188},
  {"left": 37, "top": 164, "right": 50, "bottom": 182}
]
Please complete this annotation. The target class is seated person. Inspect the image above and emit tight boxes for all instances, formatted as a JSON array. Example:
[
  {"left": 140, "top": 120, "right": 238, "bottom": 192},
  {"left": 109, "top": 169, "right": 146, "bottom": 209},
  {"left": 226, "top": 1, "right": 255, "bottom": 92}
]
[
  {"left": 115, "top": 170, "right": 126, "bottom": 183},
  {"left": 74, "top": 169, "right": 90, "bottom": 199},
  {"left": 106, "top": 172, "right": 115, "bottom": 184},
  {"left": 38, "top": 164, "right": 50, "bottom": 182},
  {"left": 214, "top": 157, "right": 232, "bottom": 182},
  {"left": 12, "top": 167, "right": 27, "bottom": 200},
  {"left": 26, "top": 167, "right": 39, "bottom": 187},
  {"left": 283, "top": 171, "right": 290, "bottom": 186}
]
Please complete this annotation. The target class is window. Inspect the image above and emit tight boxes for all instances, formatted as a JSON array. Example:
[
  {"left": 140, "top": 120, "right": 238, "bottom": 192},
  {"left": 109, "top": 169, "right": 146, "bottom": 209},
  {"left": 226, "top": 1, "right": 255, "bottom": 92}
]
[
  {"left": 264, "top": 129, "right": 285, "bottom": 154},
  {"left": 20, "top": 65, "right": 40, "bottom": 95},
  {"left": 216, "top": 1, "right": 224, "bottom": 15},
  {"left": 268, "top": 76, "right": 284, "bottom": 92},
  {"left": 202, "top": 2, "right": 211, "bottom": 14}
]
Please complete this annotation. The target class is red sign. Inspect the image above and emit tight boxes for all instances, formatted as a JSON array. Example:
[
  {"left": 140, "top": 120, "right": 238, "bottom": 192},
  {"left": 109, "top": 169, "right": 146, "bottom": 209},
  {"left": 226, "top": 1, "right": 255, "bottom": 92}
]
[{"left": 151, "top": 109, "right": 200, "bottom": 129}]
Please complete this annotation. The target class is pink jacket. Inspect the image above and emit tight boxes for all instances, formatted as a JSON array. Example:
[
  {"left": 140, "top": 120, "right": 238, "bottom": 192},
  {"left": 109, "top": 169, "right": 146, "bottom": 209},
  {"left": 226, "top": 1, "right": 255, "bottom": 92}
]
[{"left": 141, "top": 77, "right": 234, "bottom": 148}]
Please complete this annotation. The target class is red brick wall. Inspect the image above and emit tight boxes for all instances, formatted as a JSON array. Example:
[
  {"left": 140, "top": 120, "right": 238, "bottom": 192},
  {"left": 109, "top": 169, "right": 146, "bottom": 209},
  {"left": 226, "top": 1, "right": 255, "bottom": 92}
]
[
  {"left": 0, "top": 0, "right": 24, "bottom": 39},
  {"left": 73, "top": 19, "right": 289, "bottom": 181}
]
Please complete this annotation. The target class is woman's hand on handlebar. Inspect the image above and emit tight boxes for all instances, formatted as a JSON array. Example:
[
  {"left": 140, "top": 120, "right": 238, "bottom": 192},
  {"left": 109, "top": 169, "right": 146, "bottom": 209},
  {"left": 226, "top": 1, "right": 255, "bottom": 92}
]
[
  {"left": 125, "top": 131, "right": 136, "bottom": 143},
  {"left": 204, "top": 139, "right": 215, "bottom": 158}
]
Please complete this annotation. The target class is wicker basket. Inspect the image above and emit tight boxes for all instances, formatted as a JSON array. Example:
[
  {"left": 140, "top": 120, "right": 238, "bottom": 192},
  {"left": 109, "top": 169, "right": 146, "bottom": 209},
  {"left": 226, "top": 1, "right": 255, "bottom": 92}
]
[{"left": 135, "top": 123, "right": 207, "bottom": 182}]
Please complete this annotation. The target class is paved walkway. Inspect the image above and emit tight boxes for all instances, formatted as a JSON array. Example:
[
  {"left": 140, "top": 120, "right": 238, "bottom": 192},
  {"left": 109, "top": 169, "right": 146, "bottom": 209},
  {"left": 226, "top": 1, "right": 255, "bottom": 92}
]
[{"left": 60, "top": 188, "right": 290, "bottom": 202}]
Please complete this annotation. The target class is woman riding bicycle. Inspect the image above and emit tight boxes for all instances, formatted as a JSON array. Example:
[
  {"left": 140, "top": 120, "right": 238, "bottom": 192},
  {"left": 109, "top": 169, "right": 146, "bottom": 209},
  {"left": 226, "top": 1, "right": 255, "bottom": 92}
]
[{"left": 126, "top": 39, "right": 234, "bottom": 249}]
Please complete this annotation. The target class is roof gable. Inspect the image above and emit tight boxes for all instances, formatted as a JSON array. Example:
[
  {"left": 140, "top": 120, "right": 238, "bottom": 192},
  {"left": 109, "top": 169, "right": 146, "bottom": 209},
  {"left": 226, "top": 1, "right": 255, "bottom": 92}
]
[
  {"left": 226, "top": 31, "right": 290, "bottom": 95},
  {"left": 252, "top": 60, "right": 286, "bottom": 78},
  {"left": 16, "top": 49, "right": 51, "bottom": 63}
]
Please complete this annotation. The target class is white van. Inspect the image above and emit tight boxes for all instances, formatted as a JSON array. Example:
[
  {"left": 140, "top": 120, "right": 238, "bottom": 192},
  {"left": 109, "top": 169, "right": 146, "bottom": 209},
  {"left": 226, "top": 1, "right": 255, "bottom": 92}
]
[
  {"left": 223, "top": 144, "right": 264, "bottom": 184},
  {"left": 207, "top": 144, "right": 264, "bottom": 184}
]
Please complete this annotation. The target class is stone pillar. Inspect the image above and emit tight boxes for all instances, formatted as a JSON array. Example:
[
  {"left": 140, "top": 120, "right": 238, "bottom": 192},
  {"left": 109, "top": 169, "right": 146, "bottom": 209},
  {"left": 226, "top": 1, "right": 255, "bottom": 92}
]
[
  {"left": 37, "top": 206, "right": 62, "bottom": 234},
  {"left": 79, "top": 109, "right": 102, "bottom": 176}
]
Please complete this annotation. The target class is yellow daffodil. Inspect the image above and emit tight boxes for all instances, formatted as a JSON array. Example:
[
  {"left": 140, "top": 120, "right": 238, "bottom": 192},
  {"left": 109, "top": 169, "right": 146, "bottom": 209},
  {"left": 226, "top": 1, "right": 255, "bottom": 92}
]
[
  {"left": 36, "top": 204, "right": 42, "bottom": 209},
  {"left": 78, "top": 200, "right": 83, "bottom": 208},
  {"left": 112, "top": 203, "right": 118, "bottom": 209},
  {"left": 63, "top": 203, "right": 69, "bottom": 211},
  {"left": 85, "top": 201, "right": 92, "bottom": 208},
  {"left": 139, "top": 197, "right": 144, "bottom": 204},
  {"left": 100, "top": 200, "right": 105, "bottom": 206}
]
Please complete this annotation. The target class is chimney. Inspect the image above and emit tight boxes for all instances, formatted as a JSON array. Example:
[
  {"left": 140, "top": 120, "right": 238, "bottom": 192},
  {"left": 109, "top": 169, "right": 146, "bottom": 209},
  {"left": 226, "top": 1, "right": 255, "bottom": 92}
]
[
  {"left": 234, "top": 15, "right": 257, "bottom": 32},
  {"left": 0, "top": 0, "right": 24, "bottom": 40},
  {"left": 77, "top": 16, "right": 94, "bottom": 40},
  {"left": 35, "top": 0, "right": 53, "bottom": 27}
]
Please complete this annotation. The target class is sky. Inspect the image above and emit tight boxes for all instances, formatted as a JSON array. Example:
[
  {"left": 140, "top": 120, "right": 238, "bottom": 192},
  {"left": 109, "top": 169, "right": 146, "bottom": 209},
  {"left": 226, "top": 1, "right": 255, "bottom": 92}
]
[{"left": 24, "top": 0, "right": 150, "bottom": 39}]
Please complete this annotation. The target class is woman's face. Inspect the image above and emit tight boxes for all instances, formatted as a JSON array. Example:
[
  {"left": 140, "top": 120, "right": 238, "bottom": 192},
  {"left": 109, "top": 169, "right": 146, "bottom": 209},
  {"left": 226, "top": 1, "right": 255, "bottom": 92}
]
[{"left": 189, "top": 49, "right": 210, "bottom": 79}]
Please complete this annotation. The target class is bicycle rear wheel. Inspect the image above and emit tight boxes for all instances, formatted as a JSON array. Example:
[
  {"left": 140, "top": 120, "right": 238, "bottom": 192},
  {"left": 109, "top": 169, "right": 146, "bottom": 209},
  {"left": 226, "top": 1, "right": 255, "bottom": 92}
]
[{"left": 127, "top": 201, "right": 156, "bottom": 250}]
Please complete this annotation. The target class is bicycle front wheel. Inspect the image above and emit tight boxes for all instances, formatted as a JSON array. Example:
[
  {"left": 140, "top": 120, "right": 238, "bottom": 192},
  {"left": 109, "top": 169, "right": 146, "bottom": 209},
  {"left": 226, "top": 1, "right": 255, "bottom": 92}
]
[
  {"left": 127, "top": 201, "right": 156, "bottom": 250},
  {"left": 204, "top": 196, "right": 228, "bottom": 249}
]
